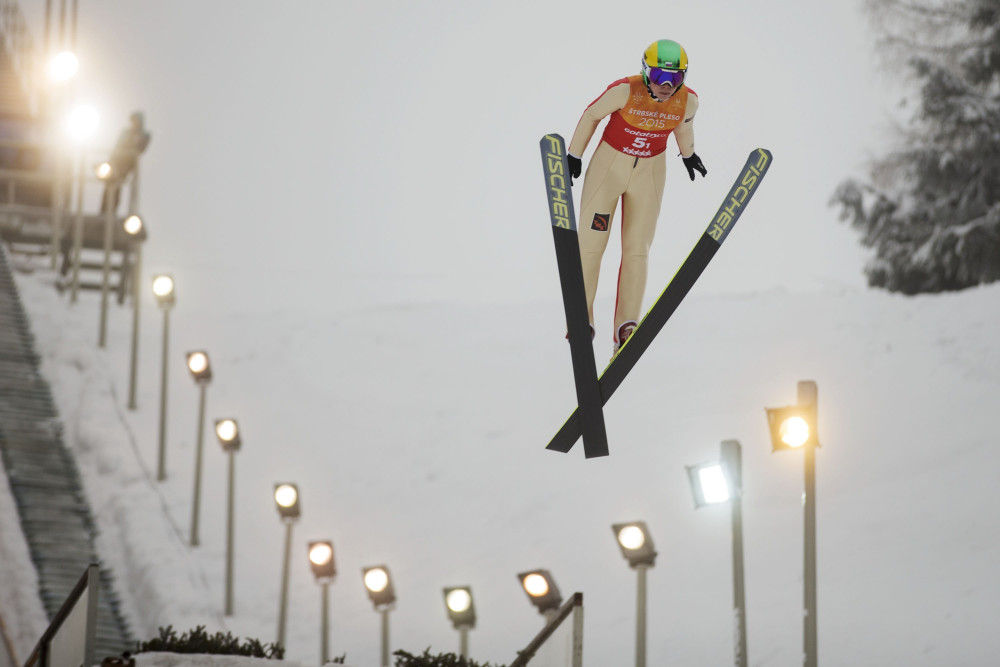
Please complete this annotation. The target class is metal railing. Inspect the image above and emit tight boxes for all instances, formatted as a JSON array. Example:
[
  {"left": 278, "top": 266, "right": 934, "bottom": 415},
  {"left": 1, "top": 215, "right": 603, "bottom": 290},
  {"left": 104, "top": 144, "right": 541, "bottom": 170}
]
[{"left": 22, "top": 564, "right": 99, "bottom": 667}]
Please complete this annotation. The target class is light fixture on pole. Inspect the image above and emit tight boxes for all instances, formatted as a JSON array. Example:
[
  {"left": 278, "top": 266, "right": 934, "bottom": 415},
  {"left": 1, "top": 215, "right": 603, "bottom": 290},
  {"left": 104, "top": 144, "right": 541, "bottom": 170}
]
[
  {"left": 765, "top": 380, "right": 820, "bottom": 667},
  {"left": 152, "top": 274, "right": 175, "bottom": 481},
  {"left": 186, "top": 351, "right": 212, "bottom": 547},
  {"left": 686, "top": 440, "right": 749, "bottom": 667},
  {"left": 274, "top": 483, "right": 300, "bottom": 650},
  {"left": 96, "top": 163, "right": 118, "bottom": 349},
  {"left": 122, "top": 215, "right": 146, "bottom": 410},
  {"left": 612, "top": 521, "right": 656, "bottom": 667},
  {"left": 362, "top": 565, "right": 396, "bottom": 667},
  {"left": 308, "top": 540, "right": 336, "bottom": 665},
  {"left": 65, "top": 103, "right": 99, "bottom": 303},
  {"left": 46, "top": 51, "right": 80, "bottom": 271},
  {"left": 215, "top": 418, "right": 241, "bottom": 616},
  {"left": 517, "top": 570, "right": 562, "bottom": 620},
  {"left": 443, "top": 586, "right": 475, "bottom": 659}
]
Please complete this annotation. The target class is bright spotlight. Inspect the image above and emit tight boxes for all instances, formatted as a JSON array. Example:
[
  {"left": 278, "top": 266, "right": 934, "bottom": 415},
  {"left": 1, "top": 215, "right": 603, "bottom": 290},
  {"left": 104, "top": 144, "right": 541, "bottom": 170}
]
[
  {"left": 308, "top": 540, "right": 336, "bottom": 580},
  {"left": 48, "top": 51, "right": 79, "bottom": 83},
  {"left": 362, "top": 565, "right": 396, "bottom": 608},
  {"left": 446, "top": 588, "right": 471, "bottom": 613},
  {"left": 123, "top": 214, "right": 143, "bottom": 235},
  {"left": 780, "top": 416, "right": 810, "bottom": 448},
  {"left": 765, "top": 403, "right": 818, "bottom": 452},
  {"left": 65, "top": 104, "right": 99, "bottom": 143},
  {"left": 215, "top": 418, "right": 241, "bottom": 451},
  {"left": 274, "top": 483, "right": 299, "bottom": 511},
  {"left": 612, "top": 521, "right": 656, "bottom": 568},
  {"left": 517, "top": 569, "right": 562, "bottom": 615},
  {"left": 152, "top": 274, "right": 175, "bottom": 305},
  {"left": 618, "top": 525, "right": 645, "bottom": 550}
]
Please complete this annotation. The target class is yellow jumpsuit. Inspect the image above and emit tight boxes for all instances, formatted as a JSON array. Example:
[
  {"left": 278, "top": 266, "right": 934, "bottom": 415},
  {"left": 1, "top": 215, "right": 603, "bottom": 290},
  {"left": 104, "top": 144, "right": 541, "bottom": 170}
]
[{"left": 568, "top": 75, "right": 699, "bottom": 343}]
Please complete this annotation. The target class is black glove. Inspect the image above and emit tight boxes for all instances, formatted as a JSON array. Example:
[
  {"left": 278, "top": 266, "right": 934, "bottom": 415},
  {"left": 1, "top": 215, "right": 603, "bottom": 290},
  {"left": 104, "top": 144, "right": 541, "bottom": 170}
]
[
  {"left": 682, "top": 152, "right": 707, "bottom": 181},
  {"left": 567, "top": 154, "right": 582, "bottom": 185}
]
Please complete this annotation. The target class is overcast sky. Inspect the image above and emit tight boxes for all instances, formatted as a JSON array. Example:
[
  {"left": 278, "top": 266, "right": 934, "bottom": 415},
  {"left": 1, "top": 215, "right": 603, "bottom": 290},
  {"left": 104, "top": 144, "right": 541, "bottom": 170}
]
[{"left": 22, "top": 0, "right": 904, "bottom": 319}]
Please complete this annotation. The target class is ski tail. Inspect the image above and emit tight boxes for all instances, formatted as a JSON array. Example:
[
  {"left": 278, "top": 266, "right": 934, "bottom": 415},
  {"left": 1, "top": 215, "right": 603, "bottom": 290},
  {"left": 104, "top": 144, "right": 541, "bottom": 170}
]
[{"left": 546, "top": 148, "right": 773, "bottom": 455}]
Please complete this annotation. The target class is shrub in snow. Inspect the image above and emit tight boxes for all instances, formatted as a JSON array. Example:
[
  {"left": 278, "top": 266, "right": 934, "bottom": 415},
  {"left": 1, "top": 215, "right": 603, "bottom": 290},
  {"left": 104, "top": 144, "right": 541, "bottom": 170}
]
[
  {"left": 392, "top": 648, "right": 505, "bottom": 667},
  {"left": 134, "top": 626, "right": 284, "bottom": 660}
]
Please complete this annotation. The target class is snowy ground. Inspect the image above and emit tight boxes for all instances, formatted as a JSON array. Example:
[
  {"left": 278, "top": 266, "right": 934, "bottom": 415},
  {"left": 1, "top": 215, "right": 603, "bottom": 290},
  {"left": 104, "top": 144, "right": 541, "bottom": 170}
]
[{"left": 2, "top": 249, "right": 999, "bottom": 667}]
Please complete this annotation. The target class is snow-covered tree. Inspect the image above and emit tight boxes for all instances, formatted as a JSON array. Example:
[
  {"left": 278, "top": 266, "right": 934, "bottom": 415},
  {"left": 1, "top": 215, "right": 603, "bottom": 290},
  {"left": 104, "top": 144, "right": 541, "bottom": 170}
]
[{"left": 830, "top": 0, "right": 1000, "bottom": 294}]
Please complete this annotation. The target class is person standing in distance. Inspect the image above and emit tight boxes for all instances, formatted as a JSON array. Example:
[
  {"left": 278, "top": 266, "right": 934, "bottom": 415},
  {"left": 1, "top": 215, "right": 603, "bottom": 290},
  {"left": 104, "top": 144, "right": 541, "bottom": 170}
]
[{"left": 567, "top": 39, "right": 707, "bottom": 354}]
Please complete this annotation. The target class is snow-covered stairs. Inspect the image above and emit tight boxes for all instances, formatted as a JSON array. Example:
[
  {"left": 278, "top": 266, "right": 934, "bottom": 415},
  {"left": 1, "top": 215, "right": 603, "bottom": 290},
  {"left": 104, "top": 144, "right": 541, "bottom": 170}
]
[{"left": 0, "top": 245, "right": 133, "bottom": 659}]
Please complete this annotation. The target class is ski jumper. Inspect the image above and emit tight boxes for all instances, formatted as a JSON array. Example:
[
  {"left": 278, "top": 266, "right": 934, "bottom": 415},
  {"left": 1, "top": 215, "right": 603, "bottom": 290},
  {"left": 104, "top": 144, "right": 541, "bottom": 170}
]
[{"left": 568, "top": 75, "right": 699, "bottom": 338}]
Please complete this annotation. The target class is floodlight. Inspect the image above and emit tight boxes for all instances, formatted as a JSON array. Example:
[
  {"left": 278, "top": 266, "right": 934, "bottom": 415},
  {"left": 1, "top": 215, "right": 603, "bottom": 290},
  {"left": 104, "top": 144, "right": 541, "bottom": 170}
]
[
  {"left": 686, "top": 460, "right": 734, "bottom": 508},
  {"left": 308, "top": 540, "right": 336, "bottom": 581},
  {"left": 65, "top": 104, "right": 99, "bottom": 143},
  {"left": 186, "top": 351, "right": 212, "bottom": 383},
  {"left": 443, "top": 586, "right": 475, "bottom": 628},
  {"left": 612, "top": 521, "right": 656, "bottom": 568},
  {"left": 152, "top": 274, "right": 175, "bottom": 306},
  {"left": 215, "top": 418, "right": 241, "bottom": 452},
  {"left": 517, "top": 569, "right": 562, "bottom": 614},
  {"left": 765, "top": 404, "right": 818, "bottom": 451},
  {"left": 122, "top": 214, "right": 148, "bottom": 241},
  {"left": 363, "top": 565, "right": 396, "bottom": 607},
  {"left": 49, "top": 50, "right": 79, "bottom": 83},
  {"left": 274, "top": 483, "right": 300, "bottom": 520}
]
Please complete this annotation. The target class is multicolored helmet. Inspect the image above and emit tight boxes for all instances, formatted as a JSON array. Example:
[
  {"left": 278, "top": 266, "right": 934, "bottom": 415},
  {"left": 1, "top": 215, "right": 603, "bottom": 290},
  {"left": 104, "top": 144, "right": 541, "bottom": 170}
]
[{"left": 641, "top": 39, "right": 688, "bottom": 88}]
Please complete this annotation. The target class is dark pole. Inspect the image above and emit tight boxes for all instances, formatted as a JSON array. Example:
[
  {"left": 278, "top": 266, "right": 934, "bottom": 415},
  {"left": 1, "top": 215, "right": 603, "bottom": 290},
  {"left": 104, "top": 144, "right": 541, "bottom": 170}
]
[
  {"left": 799, "top": 381, "right": 819, "bottom": 667},
  {"left": 156, "top": 305, "right": 170, "bottom": 481},
  {"left": 57, "top": 0, "right": 66, "bottom": 50},
  {"left": 43, "top": 0, "right": 52, "bottom": 57},
  {"left": 97, "top": 187, "right": 116, "bottom": 347},
  {"left": 635, "top": 563, "right": 648, "bottom": 667},
  {"left": 189, "top": 382, "right": 207, "bottom": 546},
  {"left": 70, "top": 0, "right": 78, "bottom": 51},
  {"left": 225, "top": 448, "right": 236, "bottom": 615},
  {"left": 277, "top": 519, "right": 293, "bottom": 648},
  {"left": 126, "top": 239, "right": 142, "bottom": 409},
  {"left": 722, "top": 439, "right": 748, "bottom": 667},
  {"left": 320, "top": 581, "right": 330, "bottom": 664}
]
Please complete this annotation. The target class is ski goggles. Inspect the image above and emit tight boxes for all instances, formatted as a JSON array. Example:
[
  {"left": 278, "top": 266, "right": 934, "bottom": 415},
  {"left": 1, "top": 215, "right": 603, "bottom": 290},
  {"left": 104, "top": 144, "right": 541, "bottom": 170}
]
[{"left": 646, "top": 67, "right": 686, "bottom": 88}]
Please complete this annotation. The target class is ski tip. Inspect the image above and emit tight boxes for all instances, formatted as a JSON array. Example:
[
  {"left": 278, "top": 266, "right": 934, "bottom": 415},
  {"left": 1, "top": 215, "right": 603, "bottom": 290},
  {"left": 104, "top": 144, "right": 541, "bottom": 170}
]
[
  {"left": 541, "top": 133, "right": 566, "bottom": 150},
  {"left": 751, "top": 147, "right": 773, "bottom": 165}
]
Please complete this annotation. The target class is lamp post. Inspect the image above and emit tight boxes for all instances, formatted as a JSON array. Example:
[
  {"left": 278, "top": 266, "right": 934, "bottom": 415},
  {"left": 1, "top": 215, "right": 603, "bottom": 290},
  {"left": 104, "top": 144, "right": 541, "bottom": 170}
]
[
  {"left": 152, "top": 274, "right": 175, "bottom": 481},
  {"left": 686, "top": 440, "right": 749, "bottom": 667},
  {"left": 274, "top": 483, "right": 300, "bottom": 650},
  {"left": 612, "top": 521, "right": 656, "bottom": 667},
  {"left": 517, "top": 570, "right": 562, "bottom": 622},
  {"left": 215, "top": 418, "right": 241, "bottom": 616},
  {"left": 96, "top": 167, "right": 118, "bottom": 348},
  {"left": 362, "top": 566, "right": 396, "bottom": 667},
  {"left": 186, "top": 351, "right": 212, "bottom": 546},
  {"left": 65, "top": 103, "right": 99, "bottom": 304},
  {"left": 765, "top": 380, "right": 820, "bottom": 667},
  {"left": 46, "top": 50, "right": 79, "bottom": 271},
  {"left": 443, "top": 586, "right": 475, "bottom": 658},
  {"left": 308, "top": 540, "right": 336, "bottom": 665},
  {"left": 122, "top": 214, "right": 146, "bottom": 410}
]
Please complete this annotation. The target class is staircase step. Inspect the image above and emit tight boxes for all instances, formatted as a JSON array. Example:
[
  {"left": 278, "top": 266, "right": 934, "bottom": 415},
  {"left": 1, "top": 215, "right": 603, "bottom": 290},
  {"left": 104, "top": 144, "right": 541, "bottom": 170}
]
[{"left": 0, "top": 241, "right": 133, "bottom": 656}]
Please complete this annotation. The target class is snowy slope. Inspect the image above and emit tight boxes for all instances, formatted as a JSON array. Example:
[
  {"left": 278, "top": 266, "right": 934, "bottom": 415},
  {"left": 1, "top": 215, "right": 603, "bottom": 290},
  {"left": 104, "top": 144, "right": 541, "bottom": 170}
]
[{"left": 5, "top": 258, "right": 999, "bottom": 667}]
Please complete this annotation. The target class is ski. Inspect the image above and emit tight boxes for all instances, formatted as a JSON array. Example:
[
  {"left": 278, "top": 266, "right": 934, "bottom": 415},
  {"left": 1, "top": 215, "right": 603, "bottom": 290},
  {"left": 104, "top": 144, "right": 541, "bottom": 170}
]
[
  {"left": 546, "top": 147, "right": 773, "bottom": 455},
  {"left": 540, "top": 133, "right": 609, "bottom": 458}
]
